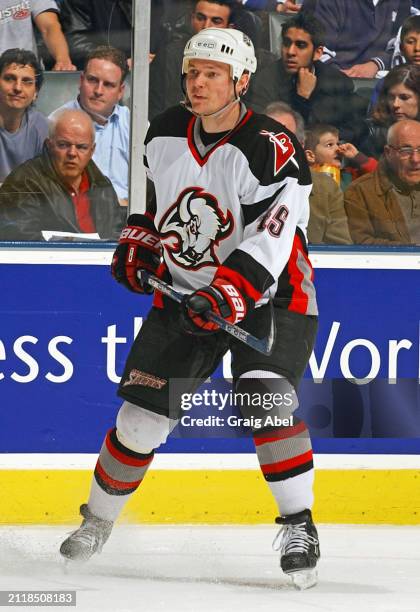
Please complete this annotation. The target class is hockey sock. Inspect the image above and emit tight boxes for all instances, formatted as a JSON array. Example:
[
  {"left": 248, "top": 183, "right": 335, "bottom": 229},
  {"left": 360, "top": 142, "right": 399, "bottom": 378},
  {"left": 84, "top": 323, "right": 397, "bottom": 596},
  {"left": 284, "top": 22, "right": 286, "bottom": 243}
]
[
  {"left": 253, "top": 416, "right": 314, "bottom": 516},
  {"left": 87, "top": 427, "right": 154, "bottom": 522},
  {"left": 237, "top": 369, "right": 314, "bottom": 515}
]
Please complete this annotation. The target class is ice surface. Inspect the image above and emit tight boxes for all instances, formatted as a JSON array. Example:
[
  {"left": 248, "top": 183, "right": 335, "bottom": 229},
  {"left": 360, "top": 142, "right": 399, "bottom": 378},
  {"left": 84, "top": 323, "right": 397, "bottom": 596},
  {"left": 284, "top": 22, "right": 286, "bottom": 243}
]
[{"left": 0, "top": 524, "right": 419, "bottom": 612}]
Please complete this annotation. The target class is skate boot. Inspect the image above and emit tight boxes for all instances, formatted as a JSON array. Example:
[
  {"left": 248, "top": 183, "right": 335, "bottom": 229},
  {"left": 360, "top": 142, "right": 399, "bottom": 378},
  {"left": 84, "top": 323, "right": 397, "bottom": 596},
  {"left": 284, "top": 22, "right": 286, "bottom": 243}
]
[
  {"left": 60, "top": 504, "right": 113, "bottom": 562},
  {"left": 273, "top": 509, "right": 320, "bottom": 590}
]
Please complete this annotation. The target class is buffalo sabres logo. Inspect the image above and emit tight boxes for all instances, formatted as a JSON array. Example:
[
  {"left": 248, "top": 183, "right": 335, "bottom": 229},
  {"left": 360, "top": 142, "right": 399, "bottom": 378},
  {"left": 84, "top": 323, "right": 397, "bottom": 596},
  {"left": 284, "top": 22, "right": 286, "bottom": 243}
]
[
  {"left": 260, "top": 130, "right": 299, "bottom": 175},
  {"left": 158, "top": 187, "right": 234, "bottom": 269}
]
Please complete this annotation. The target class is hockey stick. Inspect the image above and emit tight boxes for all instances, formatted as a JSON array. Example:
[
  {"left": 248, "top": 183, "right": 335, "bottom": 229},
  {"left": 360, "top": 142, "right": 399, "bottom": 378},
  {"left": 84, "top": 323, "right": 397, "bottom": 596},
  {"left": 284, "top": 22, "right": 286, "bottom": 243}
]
[{"left": 138, "top": 270, "right": 275, "bottom": 356}]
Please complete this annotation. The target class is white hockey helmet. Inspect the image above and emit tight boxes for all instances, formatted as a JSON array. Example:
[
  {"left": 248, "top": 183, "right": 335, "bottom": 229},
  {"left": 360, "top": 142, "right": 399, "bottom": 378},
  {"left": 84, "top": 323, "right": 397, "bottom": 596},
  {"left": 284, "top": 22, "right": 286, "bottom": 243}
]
[{"left": 182, "top": 27, "right": 257, "bottom": 81}]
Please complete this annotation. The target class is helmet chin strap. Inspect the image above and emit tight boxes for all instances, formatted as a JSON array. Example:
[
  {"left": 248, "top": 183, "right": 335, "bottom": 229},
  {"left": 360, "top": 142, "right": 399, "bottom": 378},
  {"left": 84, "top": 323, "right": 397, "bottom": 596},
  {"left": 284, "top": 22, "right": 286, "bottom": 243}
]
[
  {"left": 182, "top": 94, "right": 240, "bottom": 119},
  {"left": 181, "top": 77, "right": 244, "bottom": 119}
]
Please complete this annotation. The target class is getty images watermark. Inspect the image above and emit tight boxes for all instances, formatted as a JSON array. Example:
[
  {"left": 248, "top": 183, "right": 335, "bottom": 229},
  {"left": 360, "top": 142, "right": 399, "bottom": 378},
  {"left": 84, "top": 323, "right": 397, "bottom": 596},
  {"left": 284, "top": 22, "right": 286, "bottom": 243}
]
[{"left": 177, "top": 384, "right": 298, "bottom": 430}]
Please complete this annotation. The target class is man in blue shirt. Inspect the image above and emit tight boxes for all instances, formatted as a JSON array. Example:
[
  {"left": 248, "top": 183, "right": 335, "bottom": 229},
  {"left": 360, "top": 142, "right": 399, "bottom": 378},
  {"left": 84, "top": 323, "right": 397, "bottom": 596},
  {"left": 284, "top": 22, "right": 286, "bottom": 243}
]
[{"left": 51, "top": 46, "right": 130, "bottom": 206}]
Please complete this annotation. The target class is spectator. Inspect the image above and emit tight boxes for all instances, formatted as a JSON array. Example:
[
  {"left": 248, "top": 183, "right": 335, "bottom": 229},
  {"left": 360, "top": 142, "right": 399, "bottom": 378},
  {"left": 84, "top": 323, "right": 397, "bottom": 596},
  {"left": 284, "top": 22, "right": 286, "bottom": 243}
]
[
  {"left": 0, "top": 48, "right": 48, "bottom": 183},
  {"left": 345, "top": 119, "right": 420, "bottom": 245},
  {"left": 265, "top": 101, "right": 351, "bottom": 244},
  {"left": 304, "top": 123, "right": 377, "bottom": 189},
  {"left": 369, "top": 15, "right": 420, "bottom": 110},
  {"left": 264, "top": 100, "right": 306, "bottom": 140},
  {"left": 246, "top": 12, "right": 367, "bottom": 144},
  {"left": 362, "top": 64, "right": 420, "bottom": 158},
  {"left": 149, "top": 0, "right": 235, "bottom": 118},
  {"left": 391, "top": 14, "right": 420, "bottom": 67},
  {"left": 312, "top": 0, "right": 410, "bottom": 77},
  {"left": 0, "top": 0, "right": 75, "bottom": 71},
  {"left": 305, "top": 163, "right": 353, "bottom": 244},
  {"left": 50, "top": 46, "right": 130, "bottom": 206},
  {"left": 0, "top": 109, "right": 123, "bottom": 241},
  {"left": 60, "top": 0, "right": 171, "bottom": 67},
  {"left": 59, "top": 0, "right": 132, "bottom": 69},
  {"left": 60, "top": 0, "right": 166, "bottom": 68},
  {"left": 214, "top": 5, "right": 276, "bottom": 76}
]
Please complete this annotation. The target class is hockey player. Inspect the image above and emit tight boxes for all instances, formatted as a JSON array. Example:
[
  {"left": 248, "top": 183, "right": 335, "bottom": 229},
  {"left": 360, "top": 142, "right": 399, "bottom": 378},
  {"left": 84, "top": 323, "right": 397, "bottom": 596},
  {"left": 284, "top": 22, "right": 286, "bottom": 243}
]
[{"left": 60, "top": 28, "right": 320, "bottom": 589}]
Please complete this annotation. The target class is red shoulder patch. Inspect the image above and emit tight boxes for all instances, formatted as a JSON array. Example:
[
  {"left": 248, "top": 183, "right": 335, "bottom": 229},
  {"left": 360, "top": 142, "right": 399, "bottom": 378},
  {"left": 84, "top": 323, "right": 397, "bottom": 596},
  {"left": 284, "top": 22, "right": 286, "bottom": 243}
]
[{"left": 260, "top": 130, "right": 296, "bottom": 176}]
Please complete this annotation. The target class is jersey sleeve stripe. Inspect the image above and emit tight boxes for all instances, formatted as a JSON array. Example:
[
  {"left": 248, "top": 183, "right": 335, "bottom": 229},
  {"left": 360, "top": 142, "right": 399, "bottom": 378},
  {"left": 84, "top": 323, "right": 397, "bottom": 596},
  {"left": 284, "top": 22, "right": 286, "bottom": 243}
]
[
  {"left": 215, "top": 265, "right": 262, "bottom": 302},
  {"left": 242, "top": 184, "right": 286, "bottom": 227},
  {"left": 218, "top": 249, "right": 274, "bottom": 299}
]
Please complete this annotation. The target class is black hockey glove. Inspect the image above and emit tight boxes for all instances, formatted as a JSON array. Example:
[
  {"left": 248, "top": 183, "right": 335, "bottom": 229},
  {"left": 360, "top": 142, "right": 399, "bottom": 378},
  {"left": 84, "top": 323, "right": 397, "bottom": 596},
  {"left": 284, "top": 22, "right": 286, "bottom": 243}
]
[
  {"left": 180, "top": 277, "right": 253, "bottom": 335},
  {"left": 111, "top": 213, "right": 161, "bottom": 293}
]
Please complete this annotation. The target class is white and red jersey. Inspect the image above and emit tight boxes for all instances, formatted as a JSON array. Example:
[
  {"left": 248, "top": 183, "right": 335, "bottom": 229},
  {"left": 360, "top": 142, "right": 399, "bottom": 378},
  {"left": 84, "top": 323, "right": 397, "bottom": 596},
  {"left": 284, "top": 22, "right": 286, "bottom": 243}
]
[{"left": 144, "top": 105, "right": 317, "bottom": 316}]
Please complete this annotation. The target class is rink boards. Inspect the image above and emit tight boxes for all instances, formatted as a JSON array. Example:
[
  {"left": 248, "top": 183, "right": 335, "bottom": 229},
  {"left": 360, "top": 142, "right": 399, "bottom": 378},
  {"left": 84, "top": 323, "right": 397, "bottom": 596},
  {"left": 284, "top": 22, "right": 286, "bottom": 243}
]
[{"left": 0, "top": 246, "right": 419, "bottom": 524}]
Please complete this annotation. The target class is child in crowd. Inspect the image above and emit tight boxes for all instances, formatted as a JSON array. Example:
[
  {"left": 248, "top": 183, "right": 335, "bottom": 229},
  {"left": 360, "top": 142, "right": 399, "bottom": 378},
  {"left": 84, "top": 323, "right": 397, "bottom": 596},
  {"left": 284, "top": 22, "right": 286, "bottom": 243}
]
[
  {"left": 392, "top": 14, "right": 420, "bottom": 68},
  {"left": 304, "top": 124, "right": 377, "bottom": 190},
  {"left": 369, "top": 15, "right": 420, "bottom": 111}
]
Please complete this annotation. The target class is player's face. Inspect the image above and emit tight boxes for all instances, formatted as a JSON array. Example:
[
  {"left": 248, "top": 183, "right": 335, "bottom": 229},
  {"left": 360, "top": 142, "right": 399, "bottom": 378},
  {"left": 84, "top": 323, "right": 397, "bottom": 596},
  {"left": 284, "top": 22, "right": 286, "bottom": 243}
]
[
  {"left": 48, "top": 121, "right": 95, "bottom": 184},
  {"left": 401, "top": 30, "right": 420, "bottom": 65},
  {"left": 314, "top": 132, "right": 341, "bottom": 167},
  {"left": 281, "top": 28, "right": 323, "bottom": 74},
  {"left": 186, "top": 59, "right": 237, "bottom": 115},
  {"left": 80, "top": 59, "right": 124, "bottom": 122},
  {"left": 387, "top": 84, "right": 419, "bottom": 121},
  {"left": 191, "top": 1, "right": 231, "bottom": 33},
  {"left": 385, "top": 123, "right": 420, "bottom": 186},
  {"left": 0, "top": 63, "right": 37, "bottom": 112}
]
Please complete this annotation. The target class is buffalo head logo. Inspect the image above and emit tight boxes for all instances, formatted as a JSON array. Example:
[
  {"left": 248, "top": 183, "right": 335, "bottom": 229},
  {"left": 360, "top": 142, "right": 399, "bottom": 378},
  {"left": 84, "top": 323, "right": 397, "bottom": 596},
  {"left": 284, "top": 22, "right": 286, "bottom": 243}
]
[{"left": 158, "top": 187, "right": 234, "bottom": 269}]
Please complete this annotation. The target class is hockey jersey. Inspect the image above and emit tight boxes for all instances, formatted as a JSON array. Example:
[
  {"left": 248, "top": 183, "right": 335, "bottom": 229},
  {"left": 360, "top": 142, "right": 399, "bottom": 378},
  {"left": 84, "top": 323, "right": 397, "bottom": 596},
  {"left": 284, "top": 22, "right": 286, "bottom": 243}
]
[{"left": 144, "top": 105, "right": 317, "bottom": 316}]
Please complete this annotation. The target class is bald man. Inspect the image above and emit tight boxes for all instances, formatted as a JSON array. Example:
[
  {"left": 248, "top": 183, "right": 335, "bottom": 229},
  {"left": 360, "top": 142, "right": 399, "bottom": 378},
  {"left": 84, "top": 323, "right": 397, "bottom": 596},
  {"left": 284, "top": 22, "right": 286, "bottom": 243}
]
[
  {"left": 345, "top": 119, "right": 420, "bottom": 245},
  {"left": 264, "top": 101, "right": 352, "bottom": 245},
  {"left": 264, "top": 101, "right": 305, "bottom": 144},
  {"left": 0, "top": 108, "right": 123, "bottom": 241}
]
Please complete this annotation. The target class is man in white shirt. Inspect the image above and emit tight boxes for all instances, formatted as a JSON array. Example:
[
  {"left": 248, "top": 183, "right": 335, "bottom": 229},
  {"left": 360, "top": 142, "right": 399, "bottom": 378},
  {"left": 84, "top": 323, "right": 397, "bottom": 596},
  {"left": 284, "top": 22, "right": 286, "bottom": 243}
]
[{"left": 51, "top": 45, "right": 129, "bottom": 206}]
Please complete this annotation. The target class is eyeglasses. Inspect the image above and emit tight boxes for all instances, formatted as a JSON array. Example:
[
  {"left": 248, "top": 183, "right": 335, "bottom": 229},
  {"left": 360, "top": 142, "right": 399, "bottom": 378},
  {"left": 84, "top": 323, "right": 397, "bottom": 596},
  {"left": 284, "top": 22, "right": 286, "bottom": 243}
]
[
  {"left": 54, "top": 140, "right": 92, "bottom": 152},
  {"left": 388, "top": 145, "right": 420, "bottom": 158}
]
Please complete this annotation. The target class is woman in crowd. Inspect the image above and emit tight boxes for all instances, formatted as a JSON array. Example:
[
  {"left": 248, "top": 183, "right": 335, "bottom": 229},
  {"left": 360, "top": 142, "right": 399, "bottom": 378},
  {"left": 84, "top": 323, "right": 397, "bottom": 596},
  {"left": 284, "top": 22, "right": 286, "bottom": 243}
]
[{"left": 362, "top": 64, "right": 420, "bottom": 157}]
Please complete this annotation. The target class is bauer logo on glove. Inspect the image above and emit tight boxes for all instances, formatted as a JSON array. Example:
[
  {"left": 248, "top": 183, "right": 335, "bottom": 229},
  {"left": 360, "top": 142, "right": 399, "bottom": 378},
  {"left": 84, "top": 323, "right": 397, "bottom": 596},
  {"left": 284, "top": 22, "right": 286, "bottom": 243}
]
[
  {"left": 111, "top": 213, "right": 162, "bottom": 293},
  {"left": 181, "top": 277, "right": 253, "bottom": 335},
  {"left": 120, "top": 226, "right": 161, "bottom": 249}
]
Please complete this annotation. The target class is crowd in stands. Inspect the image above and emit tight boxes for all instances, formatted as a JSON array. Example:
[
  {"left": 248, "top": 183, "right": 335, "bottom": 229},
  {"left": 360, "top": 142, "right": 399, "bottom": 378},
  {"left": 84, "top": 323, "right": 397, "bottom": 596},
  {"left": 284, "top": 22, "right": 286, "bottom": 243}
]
[{"left": 0, "top": 0, "right": 419, "bottom": 245}]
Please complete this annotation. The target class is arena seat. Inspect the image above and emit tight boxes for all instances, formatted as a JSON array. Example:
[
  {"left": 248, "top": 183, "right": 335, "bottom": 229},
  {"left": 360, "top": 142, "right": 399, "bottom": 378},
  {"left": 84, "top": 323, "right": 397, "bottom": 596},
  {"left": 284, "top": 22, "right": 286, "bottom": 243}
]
[
  {"left": 268, "top": 12, "right": 292, "bottom": 56},
  {"left": 36, "top": 71, "right": 81, "bottom": 116},
  {"left": 351, "top": 77, "right": 377, "bottom": 101}
]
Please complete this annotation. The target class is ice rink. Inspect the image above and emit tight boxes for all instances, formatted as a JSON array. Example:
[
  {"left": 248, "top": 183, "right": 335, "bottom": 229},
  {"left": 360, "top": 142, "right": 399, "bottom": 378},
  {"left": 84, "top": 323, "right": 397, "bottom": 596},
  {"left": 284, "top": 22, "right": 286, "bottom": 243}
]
[{"left": 0, "top": 524, "right": 419, "bottom": 612}]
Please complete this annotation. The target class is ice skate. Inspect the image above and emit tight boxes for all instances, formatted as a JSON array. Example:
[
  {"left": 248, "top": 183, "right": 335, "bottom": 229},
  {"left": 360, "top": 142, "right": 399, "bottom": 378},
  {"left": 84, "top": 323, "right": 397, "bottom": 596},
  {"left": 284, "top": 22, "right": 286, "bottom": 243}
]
[
  {"left": 60, "top": 504, "right": 113, "bottom": 562},
  {"left": 273, "top": 509, "right": 320, "bottom": 590}
]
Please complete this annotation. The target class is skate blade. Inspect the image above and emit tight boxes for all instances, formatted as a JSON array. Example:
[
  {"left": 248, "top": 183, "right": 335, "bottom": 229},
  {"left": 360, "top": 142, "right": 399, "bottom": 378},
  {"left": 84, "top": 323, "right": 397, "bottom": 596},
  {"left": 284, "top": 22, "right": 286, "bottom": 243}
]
[{"left": 289, "top": 568, "right": 318, "bottom": 590}]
